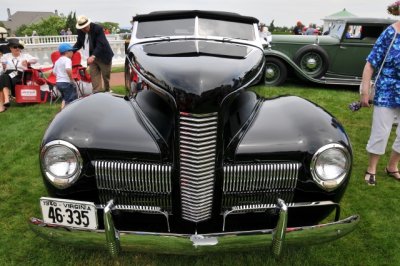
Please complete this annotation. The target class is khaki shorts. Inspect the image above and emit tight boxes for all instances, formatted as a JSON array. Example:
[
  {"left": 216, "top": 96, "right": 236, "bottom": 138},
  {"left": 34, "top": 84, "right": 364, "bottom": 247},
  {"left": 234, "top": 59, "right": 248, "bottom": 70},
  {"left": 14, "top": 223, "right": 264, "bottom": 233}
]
[{"left": 367, "top": 106, "right": 400, "bottom": 155}]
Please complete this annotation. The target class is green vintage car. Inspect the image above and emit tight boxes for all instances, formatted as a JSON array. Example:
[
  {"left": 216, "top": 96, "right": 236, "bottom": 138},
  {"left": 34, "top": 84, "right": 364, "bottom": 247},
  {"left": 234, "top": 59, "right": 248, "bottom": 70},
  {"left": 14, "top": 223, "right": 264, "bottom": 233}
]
[{"left": 264, "top": 18, "right": 395, "bottom": 86}]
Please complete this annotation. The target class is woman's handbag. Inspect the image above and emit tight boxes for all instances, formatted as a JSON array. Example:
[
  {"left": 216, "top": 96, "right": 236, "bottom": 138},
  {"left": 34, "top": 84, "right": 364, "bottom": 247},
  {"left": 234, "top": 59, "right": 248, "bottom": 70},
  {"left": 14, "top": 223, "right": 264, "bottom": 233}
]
[{"left": 359, "top": 81, "right": 375, "bottom": 102}]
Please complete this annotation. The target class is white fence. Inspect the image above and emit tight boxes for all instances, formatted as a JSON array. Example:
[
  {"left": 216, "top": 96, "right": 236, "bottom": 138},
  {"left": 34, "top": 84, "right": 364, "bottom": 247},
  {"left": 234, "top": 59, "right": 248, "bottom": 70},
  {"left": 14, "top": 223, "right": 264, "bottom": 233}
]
[{"left": 15, "top": 34, "right": 127, "bottom": 68}]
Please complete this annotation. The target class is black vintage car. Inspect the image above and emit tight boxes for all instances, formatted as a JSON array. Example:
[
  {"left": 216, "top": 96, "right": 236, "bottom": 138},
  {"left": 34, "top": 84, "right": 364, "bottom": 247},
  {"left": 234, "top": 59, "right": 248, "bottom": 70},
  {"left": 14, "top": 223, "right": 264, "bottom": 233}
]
[{"left": 30, "top": 10, "right": 359, "bottom": 257}]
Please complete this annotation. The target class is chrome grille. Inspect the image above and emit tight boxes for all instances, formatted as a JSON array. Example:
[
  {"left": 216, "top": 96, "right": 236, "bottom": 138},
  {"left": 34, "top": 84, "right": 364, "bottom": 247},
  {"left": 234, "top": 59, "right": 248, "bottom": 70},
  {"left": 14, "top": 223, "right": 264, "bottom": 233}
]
[
  {"left": 222, "top": 162, "right": 301, "bottom": 210},
  {"left": 179, "top": 112, "right": 218, "bottom": 223},
  {"left": 93, "top": 160, "right": 172, "bottom": 211}
]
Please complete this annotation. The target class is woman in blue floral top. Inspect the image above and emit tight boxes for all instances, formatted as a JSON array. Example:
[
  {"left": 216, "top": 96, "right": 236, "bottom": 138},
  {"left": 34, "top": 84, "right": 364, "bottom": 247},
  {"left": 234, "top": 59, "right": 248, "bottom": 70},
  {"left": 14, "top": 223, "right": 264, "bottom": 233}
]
[{"left": 361, "top": 1, "right": 400, "bottom": 185}]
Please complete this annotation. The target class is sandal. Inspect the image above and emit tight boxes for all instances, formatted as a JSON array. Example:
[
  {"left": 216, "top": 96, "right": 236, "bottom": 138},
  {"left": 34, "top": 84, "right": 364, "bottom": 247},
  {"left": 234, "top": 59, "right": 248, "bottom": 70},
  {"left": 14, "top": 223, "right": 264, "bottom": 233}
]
[
  {"left": 364, "top": 171, "right": 376, "bottom": 186},
  {"left": 3, "top": 102, "right": 10, "bottom": 108},
  {"left": 385, "top": 168, "right": 400, "bottom": 181}
]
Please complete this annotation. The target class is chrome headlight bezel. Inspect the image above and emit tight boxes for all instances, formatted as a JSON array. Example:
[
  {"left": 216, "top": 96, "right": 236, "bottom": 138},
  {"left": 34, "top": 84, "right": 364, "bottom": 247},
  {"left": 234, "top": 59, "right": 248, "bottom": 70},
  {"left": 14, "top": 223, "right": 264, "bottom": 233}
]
[
  {"left": 40, "top": 140, "right": 82, "bottom": 189},
  {"left": 310, "top": 143, "right": 351, "bottom": 191}
]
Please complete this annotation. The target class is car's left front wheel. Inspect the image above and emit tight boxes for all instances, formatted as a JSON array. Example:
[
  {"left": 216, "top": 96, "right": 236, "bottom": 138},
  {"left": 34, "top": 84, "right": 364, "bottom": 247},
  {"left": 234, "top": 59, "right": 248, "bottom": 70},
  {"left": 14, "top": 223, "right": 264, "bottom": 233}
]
[
  {"left": 264, "top": 57, "right": 287, "bottom": 86},
  {"left": 293, "top": 45, "right": 329, "bottom": 78}
]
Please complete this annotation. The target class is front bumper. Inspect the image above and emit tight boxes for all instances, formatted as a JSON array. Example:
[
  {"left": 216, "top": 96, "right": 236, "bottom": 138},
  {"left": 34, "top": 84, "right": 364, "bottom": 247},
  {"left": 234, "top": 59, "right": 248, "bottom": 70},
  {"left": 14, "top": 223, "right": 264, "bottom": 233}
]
[{"left": 29, "top": 199, "right": 359, "bottom": 257}]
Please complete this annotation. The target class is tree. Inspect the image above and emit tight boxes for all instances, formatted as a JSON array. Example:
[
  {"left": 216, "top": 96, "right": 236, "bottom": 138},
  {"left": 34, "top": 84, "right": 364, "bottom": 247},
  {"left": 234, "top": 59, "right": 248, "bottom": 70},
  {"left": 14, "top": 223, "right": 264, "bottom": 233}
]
[
  {"left": 15, "top": 16, "right": 66, "bottom": 36},
  {"left": 15, "top": 24, "right": 29, "bottom": 36},
  {"left": 65, "top": 12, "right": 77, "bottom": 34},
  {"left": 269, "top": 20, "right": 275, "bottom": 33},
  {"left": 14, "top": 13, "right": 125, "bottom": 36},
  {"left": 100, "top": 22, "right": 119, "bottom": 33}
]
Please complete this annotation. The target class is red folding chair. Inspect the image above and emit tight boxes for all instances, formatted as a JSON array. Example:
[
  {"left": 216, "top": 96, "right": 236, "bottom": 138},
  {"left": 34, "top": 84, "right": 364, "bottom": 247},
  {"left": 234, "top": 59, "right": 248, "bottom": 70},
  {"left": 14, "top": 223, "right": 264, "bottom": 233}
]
[
  {"left": 71, "top": 52, "right": 92, "bottom": 97},
  {"left": 14, "top": 68, "right": 48, "bottom": 104},
  {"left": 43, "top": 51, "right": 61, "bottom": 104}
]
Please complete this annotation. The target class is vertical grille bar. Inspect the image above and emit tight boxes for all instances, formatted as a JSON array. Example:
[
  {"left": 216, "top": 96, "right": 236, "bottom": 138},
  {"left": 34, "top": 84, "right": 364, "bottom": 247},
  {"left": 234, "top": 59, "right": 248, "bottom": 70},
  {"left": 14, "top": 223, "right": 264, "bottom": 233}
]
[
  {"left": 222, "top": 162, "right": 300, "bottom": 210},
  {"left": 93, "top": 160, "right": 172, "bottom": 211},
  {"left": 179, "top": 112, "right": 218, "bottom": 223}
]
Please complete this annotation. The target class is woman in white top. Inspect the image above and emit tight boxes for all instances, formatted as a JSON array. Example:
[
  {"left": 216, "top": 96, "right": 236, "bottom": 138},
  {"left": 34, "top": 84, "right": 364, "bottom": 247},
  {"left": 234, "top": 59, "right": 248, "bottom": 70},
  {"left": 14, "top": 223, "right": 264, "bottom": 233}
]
[{"left": 0, "top": 38, "right": 37, "bottom": 112}]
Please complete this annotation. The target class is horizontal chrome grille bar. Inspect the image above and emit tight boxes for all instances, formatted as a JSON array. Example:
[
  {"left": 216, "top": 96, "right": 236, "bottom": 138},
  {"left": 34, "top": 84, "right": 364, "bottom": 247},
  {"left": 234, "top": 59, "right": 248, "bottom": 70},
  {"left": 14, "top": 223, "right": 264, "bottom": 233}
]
[
  {"left": 180, "top": 144, "right": 216, "bottom": 152},
  {"left": 180, "top": 130, "right": 216, "bottom": 138},
  {"left": 180, "top": 126, "right": 217, "bottom": 132},
  {"left": 179, "top": 112, "right": 218, "bottom": 223},
  {"left": 93, "top": 160, "right": 172, "bottom": 211},
  {"left": 100, "top": 204, "right": 162, "bottom": 213},
  {"left": 180, "top": 135, "right": 217, "bottom": 142},
  {"left": 180, "top": 139, "right": 216, "bottom": 147}
]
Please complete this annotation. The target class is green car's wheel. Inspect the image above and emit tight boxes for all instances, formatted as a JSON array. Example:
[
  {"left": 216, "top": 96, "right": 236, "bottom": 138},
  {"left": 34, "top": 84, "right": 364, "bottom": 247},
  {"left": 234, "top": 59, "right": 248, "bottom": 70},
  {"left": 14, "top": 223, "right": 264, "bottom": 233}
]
[
  {"left": 264, "top": 57, "right": 287, "bottom": 86},
  {"left": 293, "top": 45, "right": 329, "bottom": 78}
]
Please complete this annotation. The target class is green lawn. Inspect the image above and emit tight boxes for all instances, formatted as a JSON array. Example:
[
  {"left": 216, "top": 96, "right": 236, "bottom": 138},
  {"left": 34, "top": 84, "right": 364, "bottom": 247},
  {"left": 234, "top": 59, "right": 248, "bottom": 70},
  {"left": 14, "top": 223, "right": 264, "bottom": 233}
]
[{"left": 1, "top": 82, "right": 399, "bottom": 265}]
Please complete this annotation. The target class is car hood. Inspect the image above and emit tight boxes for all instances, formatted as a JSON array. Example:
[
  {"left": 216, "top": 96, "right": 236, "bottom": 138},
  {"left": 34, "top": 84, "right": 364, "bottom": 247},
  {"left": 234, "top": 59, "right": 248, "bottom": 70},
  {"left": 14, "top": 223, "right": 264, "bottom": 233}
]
[
  {"left": 271, "top": 35, "right": 339, "bottom": 45},
  {"left": 130, "top": 40, "right": 264, "bottom": 112}
]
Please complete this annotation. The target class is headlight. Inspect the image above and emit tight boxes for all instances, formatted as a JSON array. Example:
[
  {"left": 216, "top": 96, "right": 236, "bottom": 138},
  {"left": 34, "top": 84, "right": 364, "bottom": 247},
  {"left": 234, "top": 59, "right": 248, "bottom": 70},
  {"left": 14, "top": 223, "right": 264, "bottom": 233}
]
[
  {"left": 310, "top": 143, "right": 351, "bottom": 191},
  {"left": 40, "top": 140, "right": 82, "bottom": 189}
]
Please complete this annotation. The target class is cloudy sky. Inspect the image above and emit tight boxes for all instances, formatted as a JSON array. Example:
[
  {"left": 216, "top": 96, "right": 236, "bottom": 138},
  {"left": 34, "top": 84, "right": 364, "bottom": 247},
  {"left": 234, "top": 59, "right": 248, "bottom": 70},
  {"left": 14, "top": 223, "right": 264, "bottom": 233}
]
[{"left": 1, "top": 0, "right": 397, "bottom": 28}]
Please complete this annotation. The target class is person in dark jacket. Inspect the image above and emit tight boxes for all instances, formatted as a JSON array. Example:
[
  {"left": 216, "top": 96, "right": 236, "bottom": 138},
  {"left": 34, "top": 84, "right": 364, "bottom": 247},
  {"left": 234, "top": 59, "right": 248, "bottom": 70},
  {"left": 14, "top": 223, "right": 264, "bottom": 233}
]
[
  {"left": 73, "top": 15, "right": 114, "bottom": 93},
  {"left": 293, "top": 21, "right": 303, "bottom": 35}
]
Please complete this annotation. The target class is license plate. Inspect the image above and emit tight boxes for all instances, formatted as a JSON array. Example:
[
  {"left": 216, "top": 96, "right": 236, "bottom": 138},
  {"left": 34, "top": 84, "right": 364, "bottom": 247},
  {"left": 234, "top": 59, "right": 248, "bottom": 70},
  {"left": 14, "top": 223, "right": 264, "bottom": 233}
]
[{"left": 40, "top": 197, "right": 98, "bottom": 230}]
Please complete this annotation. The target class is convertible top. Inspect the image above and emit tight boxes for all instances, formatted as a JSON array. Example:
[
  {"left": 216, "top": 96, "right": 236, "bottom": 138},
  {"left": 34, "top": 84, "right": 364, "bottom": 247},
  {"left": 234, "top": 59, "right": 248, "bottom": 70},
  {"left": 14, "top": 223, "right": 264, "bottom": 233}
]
[{"left": 133, "top": 10, "right": 259, "bottom": 24}]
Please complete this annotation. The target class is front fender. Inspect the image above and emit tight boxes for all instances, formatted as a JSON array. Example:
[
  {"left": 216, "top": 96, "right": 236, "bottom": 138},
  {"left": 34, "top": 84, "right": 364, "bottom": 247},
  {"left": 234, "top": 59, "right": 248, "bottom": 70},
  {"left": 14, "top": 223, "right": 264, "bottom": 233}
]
[
  {"left": 235, "top": 95, "right": 351, "bottom": 160},
  {"left": 42, "top": 93, "right": 160, "bottom": 156}
]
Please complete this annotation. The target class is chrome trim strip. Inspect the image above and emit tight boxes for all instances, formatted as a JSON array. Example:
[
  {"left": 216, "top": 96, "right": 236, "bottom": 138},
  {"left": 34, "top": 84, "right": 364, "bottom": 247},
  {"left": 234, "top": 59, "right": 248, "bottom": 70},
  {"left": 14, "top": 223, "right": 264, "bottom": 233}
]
[
  {"left": 100, "top": 203, "right": 171, "bottom": 233},
  {"left": 222, "top": 200, "right": 340, "bottom": 231}
]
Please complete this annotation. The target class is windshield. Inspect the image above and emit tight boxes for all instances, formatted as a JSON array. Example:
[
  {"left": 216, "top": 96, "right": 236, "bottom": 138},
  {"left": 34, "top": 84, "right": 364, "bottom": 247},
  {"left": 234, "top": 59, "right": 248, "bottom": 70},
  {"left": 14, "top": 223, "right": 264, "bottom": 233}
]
[
  {"left": 136, "top": 18, "right": 195, "bottom": 38},
  {"left": 327, "top": 21, "right": 346, "bottom": 39},
  {"left": 198, "top": 18, "right": 255, "bottom": 40},
  {"left": 136, "top": 17, "right": 255, "bottom": 41}
]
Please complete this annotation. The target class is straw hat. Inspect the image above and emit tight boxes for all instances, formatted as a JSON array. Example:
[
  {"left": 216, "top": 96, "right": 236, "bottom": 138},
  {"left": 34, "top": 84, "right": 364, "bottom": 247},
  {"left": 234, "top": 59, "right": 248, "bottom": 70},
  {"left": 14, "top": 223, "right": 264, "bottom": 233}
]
[{"left": 76, "top": 15, "right": 91, "bottom": 29}]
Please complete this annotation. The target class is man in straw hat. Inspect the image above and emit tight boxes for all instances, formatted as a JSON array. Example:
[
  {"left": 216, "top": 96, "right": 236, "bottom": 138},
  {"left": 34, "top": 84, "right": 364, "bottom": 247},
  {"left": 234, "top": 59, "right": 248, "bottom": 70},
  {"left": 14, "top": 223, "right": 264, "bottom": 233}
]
[{"left": 73, "top": 15, "right": 114, "bottom": 93}]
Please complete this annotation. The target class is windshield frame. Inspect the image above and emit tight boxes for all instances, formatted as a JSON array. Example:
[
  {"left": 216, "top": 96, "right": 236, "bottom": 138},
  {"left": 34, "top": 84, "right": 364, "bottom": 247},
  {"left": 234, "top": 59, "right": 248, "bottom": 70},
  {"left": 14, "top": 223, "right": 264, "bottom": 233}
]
[{"left": 130, "top": 16, "right": 261, "bottom": 47}]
